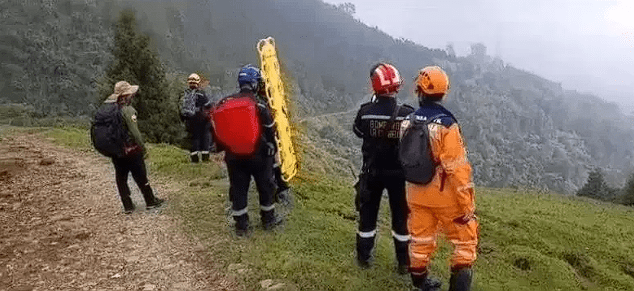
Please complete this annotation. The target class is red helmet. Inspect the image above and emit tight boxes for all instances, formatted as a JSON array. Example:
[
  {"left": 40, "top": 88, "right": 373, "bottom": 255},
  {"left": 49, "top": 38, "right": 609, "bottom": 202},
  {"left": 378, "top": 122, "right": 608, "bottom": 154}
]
[{"left": 370, "top": 63, "right": 403, "bottom": 95}]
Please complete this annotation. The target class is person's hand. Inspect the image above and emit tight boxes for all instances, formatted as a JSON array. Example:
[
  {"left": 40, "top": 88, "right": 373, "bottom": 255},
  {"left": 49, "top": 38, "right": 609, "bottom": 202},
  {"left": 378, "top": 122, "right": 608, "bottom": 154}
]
[{"left": 453, "top": 212, "right": 476, "bottom": 225}]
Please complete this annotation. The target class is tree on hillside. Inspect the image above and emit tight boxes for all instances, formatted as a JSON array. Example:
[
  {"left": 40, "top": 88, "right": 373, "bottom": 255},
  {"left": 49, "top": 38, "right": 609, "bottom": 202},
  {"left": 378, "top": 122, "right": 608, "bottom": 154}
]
[
  {"left": 336, "top": 3, "right": 356, "bottom": 15},
  {"left": 618, "top": 173, "right": 634, "bottom": 206},
  {"left": 99, "top": 10, "right": 180, "bottom": 143},
  {"left": 577, "top": 168, "right": 616, "bottom": 200}
]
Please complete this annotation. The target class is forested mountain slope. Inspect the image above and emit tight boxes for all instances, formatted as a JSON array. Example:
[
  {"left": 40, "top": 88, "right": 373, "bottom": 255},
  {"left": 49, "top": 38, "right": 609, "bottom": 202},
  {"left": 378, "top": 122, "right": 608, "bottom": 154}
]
[{"left": 1, "top": 0, "right": 632, "bottom": 194}]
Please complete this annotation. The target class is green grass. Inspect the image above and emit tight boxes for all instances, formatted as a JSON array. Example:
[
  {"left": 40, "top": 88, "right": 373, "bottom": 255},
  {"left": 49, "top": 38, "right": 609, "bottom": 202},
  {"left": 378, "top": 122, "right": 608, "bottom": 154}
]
[
  {"left": 476, "top": 189, "right": 634, "bottom": 290},
  {"left": 17, "top": 126, "right": 634, "bottom": 290}
]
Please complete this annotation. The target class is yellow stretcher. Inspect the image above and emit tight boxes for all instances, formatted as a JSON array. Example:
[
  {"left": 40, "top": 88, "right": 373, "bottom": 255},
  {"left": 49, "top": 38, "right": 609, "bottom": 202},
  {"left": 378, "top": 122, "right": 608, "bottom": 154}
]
[{"left": 257, "top": 37, "right": 298, "bottom": 181}]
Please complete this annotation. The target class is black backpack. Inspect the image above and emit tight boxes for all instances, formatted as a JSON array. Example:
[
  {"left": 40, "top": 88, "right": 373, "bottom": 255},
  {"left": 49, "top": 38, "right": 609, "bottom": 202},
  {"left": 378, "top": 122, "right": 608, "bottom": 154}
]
[
  {"left": 398, "top": 113, "right": 447, "bottom": 184},
  {"left": 90, "top": 103, "right": 129, "bottom": 158}
]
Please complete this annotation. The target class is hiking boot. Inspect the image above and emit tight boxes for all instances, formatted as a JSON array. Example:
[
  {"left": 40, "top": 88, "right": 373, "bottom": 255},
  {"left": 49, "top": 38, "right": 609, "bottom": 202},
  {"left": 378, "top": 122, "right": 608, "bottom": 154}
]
[
  {"left": 146, "top": 198, "right": 165, "bottom": 210},
  {"left": 123, "top": 206, "right": 135, "bottom": 214},
  {"left": 449, "top": 267, "right": 473, "bottom": 291},
  {"left": 121, "top": 196, "right": 135, "bottom": 214}
]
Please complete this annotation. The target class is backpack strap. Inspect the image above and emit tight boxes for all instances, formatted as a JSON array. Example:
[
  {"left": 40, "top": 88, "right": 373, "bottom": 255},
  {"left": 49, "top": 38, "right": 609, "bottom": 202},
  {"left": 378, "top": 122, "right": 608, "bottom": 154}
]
[
  {"left": 410, "top": 113, "right": 445, "bottom": 125},
  {"left": 425, "top": 113, "right": 447, "bottom": 124}
]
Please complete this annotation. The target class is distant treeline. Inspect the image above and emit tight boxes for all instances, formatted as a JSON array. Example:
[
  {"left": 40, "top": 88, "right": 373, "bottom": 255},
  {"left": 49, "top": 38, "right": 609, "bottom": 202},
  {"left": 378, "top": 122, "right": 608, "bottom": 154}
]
[{"left": 1, "top": 0, "right": 633, "bottom": 194}]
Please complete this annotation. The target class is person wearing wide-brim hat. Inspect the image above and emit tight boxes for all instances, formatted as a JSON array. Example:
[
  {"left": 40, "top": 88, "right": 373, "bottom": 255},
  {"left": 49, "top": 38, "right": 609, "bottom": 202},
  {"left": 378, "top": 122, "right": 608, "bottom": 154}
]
[{"left": 102, "top": 81, "right": 164, "bottom": 213}]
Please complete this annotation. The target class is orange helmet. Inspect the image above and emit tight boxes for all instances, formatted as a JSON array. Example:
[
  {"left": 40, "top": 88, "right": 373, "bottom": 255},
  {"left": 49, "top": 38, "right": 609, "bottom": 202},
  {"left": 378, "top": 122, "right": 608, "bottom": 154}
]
[
  {"left": 415, "top": 66, "right": 449, "bottom": 100},
  {"left": 370, "top": 63, "right": 403, "bottom": 95}
]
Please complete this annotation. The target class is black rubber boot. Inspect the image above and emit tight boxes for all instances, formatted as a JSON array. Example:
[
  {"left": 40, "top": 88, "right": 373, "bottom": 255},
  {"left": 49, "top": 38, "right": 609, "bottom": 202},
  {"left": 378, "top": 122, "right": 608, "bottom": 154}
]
[
  {"left": 411, "top": 271, "right": 442, "bottom": 291},
  {"left": 356, "top": 234, "right": 375, "bottom": 269},
  {"left": 449, "top": 267, "right": 473, "bottom": 291},
  {"left": 234, "top": 214, "right": 250, "bottom": 237},
  {"left": 261, "top": 209, "right": 284, "bottom": 230},
  {"left": 190, "top": 152, "right": 199, "bottom": 163},
  {"left": 394, "top": 238, "right": 410, "bottom": 274},
  {"left": 120, "top": 196, "right": 135, "bottom": 214},
  {"left": 201, "top": 152, "right": 210, "bottom": 162}
]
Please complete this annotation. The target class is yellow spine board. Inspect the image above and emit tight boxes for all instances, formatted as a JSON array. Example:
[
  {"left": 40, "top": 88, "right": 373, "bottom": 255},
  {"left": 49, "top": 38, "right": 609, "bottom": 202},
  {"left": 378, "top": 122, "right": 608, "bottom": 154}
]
[{"left": 257, "top": 37, "right": 298, "bottom": 181}]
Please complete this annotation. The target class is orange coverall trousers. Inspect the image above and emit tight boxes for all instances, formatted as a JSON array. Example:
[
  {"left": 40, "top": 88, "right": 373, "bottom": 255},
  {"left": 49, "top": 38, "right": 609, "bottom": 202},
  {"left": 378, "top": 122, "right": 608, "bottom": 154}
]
[{"left": 408, "top": 203, "right": 478, "bottom": 273}]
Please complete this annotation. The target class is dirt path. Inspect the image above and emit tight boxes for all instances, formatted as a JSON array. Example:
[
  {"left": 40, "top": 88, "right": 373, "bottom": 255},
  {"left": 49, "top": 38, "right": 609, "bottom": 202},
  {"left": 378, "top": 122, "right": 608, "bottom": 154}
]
[{"left": 0, "top": 132, "right": 238, "bottom": 291}]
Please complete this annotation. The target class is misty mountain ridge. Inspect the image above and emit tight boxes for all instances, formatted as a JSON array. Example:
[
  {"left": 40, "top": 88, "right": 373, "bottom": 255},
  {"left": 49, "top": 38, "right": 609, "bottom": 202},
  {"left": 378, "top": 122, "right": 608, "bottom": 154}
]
[{"left": 1, "top": 0, "right": 633, "bottom": 194}]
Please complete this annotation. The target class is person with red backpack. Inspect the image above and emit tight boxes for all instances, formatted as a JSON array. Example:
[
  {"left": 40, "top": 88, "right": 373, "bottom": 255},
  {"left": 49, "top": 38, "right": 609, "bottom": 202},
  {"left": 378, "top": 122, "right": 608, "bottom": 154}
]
[
  {"left": 352, "top": 63, "right": 414, "bottom": 274},
  {"left": 212, "top": 65, "right": 283, "bottom": 237},
  {"left": 95, "top": 81, "right": 164, "bottom": 214},
  {"left": 401, "top": 66, "right": 478, "bottom": 291}
]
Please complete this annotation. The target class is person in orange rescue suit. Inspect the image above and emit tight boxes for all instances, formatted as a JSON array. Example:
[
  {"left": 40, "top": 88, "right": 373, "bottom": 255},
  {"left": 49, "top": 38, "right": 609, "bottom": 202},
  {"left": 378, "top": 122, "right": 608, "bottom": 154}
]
[
  {"left": 353, "top": 63, "right": 414, "bottom": 274},
  {"left": 401, "top": 66, "right": 478, "bottom": 291}
]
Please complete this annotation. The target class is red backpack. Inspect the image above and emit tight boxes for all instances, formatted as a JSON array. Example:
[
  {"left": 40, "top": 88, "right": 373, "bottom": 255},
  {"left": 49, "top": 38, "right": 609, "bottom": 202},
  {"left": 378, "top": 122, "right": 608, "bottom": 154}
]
[{"left": 211, "top": 94, "right": 261, "bottom": 156}]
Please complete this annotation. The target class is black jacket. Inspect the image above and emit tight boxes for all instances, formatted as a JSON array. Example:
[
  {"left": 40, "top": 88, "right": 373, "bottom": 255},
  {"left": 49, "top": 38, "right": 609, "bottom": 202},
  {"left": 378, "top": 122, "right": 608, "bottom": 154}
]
[{"left": 353, "top": 96, "right": 414, "bottom": 171}]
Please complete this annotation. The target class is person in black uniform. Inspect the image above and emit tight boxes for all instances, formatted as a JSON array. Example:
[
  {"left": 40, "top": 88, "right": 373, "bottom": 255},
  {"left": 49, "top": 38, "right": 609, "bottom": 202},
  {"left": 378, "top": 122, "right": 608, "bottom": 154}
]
[
  {"left": 222, "top": 65, "right": 283, "bottom": 237},
  {"left": 353, "top": 63, "right": 414, "bottom": 273},
  {"left": 181, "top": 73, "right": 212, "bottom": 163}
]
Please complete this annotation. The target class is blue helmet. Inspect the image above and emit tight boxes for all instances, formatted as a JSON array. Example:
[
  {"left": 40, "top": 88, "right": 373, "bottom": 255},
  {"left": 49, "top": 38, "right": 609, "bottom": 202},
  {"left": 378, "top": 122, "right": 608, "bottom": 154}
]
[{"left": 238, "top": 64, "right": 262, "bottom": 90}]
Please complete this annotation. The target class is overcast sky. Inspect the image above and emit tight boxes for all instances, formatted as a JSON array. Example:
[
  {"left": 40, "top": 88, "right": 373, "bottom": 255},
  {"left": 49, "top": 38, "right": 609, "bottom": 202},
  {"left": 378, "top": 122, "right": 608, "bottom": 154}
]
[{"left": 323, "top": 0, "right": 634, "bottom": 113}]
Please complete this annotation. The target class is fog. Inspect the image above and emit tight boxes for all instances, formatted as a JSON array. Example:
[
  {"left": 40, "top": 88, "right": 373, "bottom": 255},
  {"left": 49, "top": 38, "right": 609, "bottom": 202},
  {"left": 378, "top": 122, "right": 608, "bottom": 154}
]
[{"left": 323, "top": 0, "right": 634, "bottom": 113}]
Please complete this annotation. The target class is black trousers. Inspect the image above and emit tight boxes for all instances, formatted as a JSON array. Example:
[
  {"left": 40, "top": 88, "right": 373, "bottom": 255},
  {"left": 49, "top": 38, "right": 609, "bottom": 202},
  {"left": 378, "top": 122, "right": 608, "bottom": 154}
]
[
  {"left": 226, "top": 154, "right": 276, "bottom": 226},
  {"left": 112, "top": 153, "right": 155, "bottom": 205},
  {"left": 186, "top": 119, "right": 211, "bottom": 153},
  {"left": 357, "top": 169, "right": 410, "bottom": 266}
]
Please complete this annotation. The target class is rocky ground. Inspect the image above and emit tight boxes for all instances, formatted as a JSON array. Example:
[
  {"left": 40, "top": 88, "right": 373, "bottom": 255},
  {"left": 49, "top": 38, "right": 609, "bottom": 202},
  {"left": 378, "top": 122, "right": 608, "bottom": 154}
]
[{"left": 0, "top": 132, "right": 239, "bottom": 291}]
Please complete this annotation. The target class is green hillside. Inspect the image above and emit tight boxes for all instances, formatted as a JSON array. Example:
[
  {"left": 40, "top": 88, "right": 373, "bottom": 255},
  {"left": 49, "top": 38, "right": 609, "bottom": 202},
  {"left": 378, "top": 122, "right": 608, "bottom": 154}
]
[
  {"left": 37, "top": 126, "right": 634, "bottom": 291},
  {"left": 2, "top": 0, "right": 634, "bottom": 195}
]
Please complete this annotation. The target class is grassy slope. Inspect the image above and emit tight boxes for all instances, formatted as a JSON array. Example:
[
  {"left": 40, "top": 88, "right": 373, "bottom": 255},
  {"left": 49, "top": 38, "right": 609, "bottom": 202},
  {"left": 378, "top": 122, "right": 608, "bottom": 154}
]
[{"left": 9, "top": 126, "right": 634, "bottom": 291}]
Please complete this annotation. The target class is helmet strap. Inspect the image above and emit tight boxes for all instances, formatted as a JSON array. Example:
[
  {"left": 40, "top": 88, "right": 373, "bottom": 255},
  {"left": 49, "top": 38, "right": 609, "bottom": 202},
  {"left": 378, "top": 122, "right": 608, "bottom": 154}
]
[{"left": 240, "top": 82, "right": 257, "bottom": 92}]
